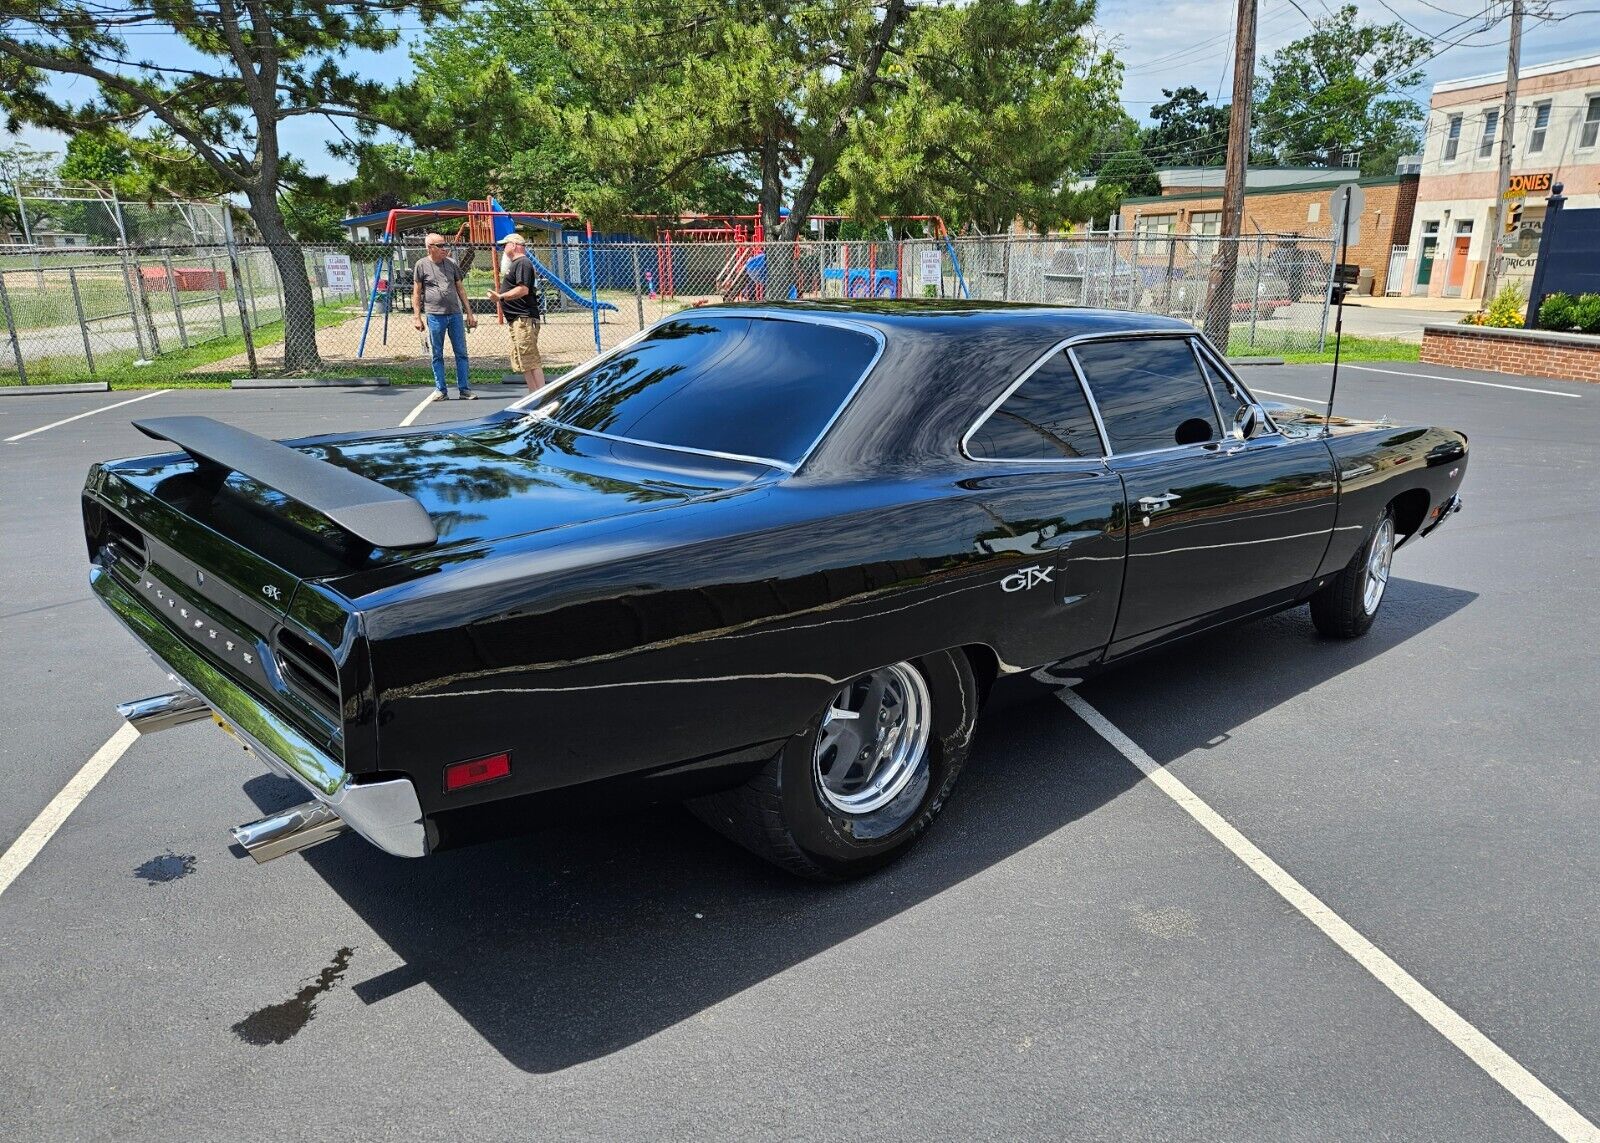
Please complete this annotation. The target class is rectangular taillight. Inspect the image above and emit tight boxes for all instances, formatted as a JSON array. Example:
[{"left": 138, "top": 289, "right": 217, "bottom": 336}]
[{"left": 444, "top": 752, "right": 511, "bottom": 793}]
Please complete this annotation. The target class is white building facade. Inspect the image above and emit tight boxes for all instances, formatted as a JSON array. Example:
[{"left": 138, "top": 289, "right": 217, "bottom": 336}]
[{"left": 1401, "top": 53, "right": 1600, "bottom": 302}]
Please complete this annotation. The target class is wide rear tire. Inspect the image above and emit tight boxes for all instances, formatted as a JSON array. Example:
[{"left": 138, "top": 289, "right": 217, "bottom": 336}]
[
  {"left": 689, "top": 650, "right": 978, "bottom": 880},
  {"left": 1310, "top": 506, "right": 1396, "bottom": 638}
]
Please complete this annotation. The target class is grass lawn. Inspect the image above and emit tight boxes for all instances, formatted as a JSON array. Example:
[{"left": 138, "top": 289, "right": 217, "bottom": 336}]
[
  {"left": 2, "top": 301, "right": 351, "bottom": 389},
  {"left": 1226, "top": 331, "right": 1421, "bottom": 365}
]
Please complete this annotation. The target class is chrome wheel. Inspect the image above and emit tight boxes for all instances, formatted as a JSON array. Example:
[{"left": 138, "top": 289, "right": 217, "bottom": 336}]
[
  {"left": 813, "top": 662, "right": 932, "bottom": 815},
  {"left": 1363, "top": 517, "right": 1394, "bottom": 615}
]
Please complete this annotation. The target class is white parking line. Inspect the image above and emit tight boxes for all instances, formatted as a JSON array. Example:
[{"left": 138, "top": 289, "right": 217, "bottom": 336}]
[
  {"left": 0, "top": 724, "right": 139, "bottom": 898},
  {"left": 3, "top": 390, "right": 172, "bottom": 443},
  {"left": 1343, "top": 364, "right": 1583, "bottom": 399},
  {"left": 1253, "top": 388, "right": 1326, "bottom": 405},
  {"left": 399, "top": 390, "right": 436, "bottom": 428},
  {"left": 1058, "top": 688, "right": 1600, "bottom": 1143}
]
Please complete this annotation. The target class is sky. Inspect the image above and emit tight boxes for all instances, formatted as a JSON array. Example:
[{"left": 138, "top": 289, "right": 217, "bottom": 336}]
[{"left": 5, "top": 0, "right": 1600, "bottom": 182}]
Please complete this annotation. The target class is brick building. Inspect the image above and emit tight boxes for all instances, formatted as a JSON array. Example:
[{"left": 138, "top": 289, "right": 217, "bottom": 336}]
[
  {"left": 1117, "top": 172, "right": 1420, "bottom": 295},
  {"left": 1401, "top": 53, "right": 1600, "bottom": 302}
]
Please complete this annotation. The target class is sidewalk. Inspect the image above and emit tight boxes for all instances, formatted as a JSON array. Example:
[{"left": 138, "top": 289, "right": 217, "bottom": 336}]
[{"left": 1345, "top": 295, "right": 1473, "bottom": 312}]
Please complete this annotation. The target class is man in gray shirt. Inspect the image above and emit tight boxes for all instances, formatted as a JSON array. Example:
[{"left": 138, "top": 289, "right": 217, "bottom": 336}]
[{"left": 412, "top": 233, "right": 478, "bottom": 401}]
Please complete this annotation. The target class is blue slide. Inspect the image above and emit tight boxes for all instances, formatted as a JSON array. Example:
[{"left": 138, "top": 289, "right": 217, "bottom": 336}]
[
  {"left": 490, "top": 198, "right": 616, "bottom": 313},
  {"left": 526, "top": 251, "right": 617, "bottom": 313}
]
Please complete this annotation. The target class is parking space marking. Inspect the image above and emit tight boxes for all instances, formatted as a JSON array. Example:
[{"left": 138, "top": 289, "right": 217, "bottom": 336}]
[
  {"left": 399, "top": 390, "right": 436, "bottom": 428},
  {"left": 0, "top": 724, "right": 138, "bottom": 899},
  {"left": 1342, "top": 365, "right": 1583, "bottom": 399},
  {"left": 4, "top": 390, "right": 172, "bottom": 443},
  {"left": 1253, "top": 388, "right": 1326, "bottom": 405},
  {"left": 1058, "top": 689, "right": 1600, "bottom": 1143}
]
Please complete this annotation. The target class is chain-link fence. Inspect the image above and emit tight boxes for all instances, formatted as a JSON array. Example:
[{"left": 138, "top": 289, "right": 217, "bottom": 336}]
[{"left": 1, "top": 232, "right": 1339, "bottom": 387}]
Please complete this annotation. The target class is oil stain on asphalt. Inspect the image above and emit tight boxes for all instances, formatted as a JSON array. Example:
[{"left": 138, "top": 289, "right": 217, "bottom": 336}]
[
  {"left": 133, "top": 852, "right": 196, "bottom": 884},
  {"left": 233, "top": 948, "right": 355, "bottom": 1046}
]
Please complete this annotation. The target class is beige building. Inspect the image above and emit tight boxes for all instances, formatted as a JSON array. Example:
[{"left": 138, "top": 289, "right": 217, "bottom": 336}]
[{"left": 1401, "top": 53, "right": 1600, "bottom": 301}]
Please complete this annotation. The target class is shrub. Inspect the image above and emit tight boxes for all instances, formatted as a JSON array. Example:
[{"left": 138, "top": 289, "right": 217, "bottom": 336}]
[
  {"left": 1574, "top": 293, "right": 1600, "bottom": 335},
  {"left": 1539, "top": 292, "right": 1576, "bottom": 331}
]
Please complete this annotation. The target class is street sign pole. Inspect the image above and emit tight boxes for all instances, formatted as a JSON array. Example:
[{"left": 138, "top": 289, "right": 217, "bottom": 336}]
[{"left": 1325, "top": 186, "right": 1356, "bottom": 436}]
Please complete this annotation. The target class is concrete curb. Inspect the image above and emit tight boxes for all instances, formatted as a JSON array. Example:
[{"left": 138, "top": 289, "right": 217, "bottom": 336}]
[
  {"left": 1228, "top": 356, "right": 1286, "bottom": 366},
  {"left": 230, "top": 377, "right": 390, "bottom": 389},
  {"left": 0, "top": 382, "right": 111, "bottom": 396}
]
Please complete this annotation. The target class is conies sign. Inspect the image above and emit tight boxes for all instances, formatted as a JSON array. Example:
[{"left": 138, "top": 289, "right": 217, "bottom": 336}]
[{"left": 1504, "top": 172, "right": 1553, "bottom": 199}]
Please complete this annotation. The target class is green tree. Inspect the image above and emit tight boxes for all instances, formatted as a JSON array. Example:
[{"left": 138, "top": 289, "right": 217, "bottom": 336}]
[
  {"left": 1094, "top": 150, "right": 1161, "bottom": 200},
  {"left": 1, "top": 1, "right": 460, "bottom": 371},
  {"left": 388, "top": 2, "right": 750, "bottom": 223},
  {"left": 1143, "top": 86, "right": 1231, "bottom": 167},
  {"left": 540, "top": 0, "right": 911, "bottom": 241},
  {"left": 1253, "top": 4, "right": 1430, "bottom": 174},
  {"left": 830, "top": 0, "right": 1123, "bottom": 234}
]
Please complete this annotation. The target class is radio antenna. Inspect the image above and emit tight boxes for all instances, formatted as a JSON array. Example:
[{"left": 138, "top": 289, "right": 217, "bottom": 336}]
[{"left": 1324, "top": 184, "right": 1356, "bottom": 436}]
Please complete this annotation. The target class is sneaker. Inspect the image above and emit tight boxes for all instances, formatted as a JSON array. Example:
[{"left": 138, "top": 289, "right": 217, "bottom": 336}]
[
  {"left": 429, "top": 390, "right": 448, "bottom": 402},
  {"left": 460, "top": 391, "right": 478, "bottom": 401}
]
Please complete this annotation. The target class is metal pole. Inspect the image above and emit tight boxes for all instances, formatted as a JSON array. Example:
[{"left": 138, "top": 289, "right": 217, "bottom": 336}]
[
  {"left": 1325, "top": 187, "right": 1354, "bottom": 433},
  {"left": 1001, "top": 233, "right": 1013, "bottom": 301},
  {"left": 1480, "top": 0, "right": 1523, "bottom": 307},
  {"left": 1248, "top": 235, "right": 1262, "bottom": 348},
  {"left": 117, "top": 244, "right": 149, "bottom": 360},
  {"left": 211, "top": 252, "right": 229, "bottom": 336},
  {"left": 162, "top": 253, "right": 189, "bottom": 349},
  {"left": 221, "top": 213, "right": 258, "bottom": 374},
  {"left": 585, "top": 223, "right": 601, "bottom": 353},
  {"left": 131, "top": 248, "right": 163, "bottom": 357},
  {"left": 1317, "top": 229, "right": 1338, "bottom": 351},
  {"left": 631, "top": 243, "right": 646, "bottom": 330},
  {"left": 67, "top": 268, "right": 96, "bottom": 375},
  {"left": 1164, "top": 235, "right": 1177, "bottom": 314},
  {"left": 0, "top": 272, "right": 27, "bottom": 386}
]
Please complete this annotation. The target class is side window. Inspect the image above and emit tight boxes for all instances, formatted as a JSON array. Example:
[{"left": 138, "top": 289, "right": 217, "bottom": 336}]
[
  {"left": 967, "top": 350, "right": 1104, "bottom": 460},
  {"left": 1073, "top": 338, "right": 1220, "bottom": 453}
]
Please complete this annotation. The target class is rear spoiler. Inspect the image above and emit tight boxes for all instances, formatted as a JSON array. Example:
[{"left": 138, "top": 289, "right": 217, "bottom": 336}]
[{"left": 133, "top": 415, "right": 438, "bottom": 549}]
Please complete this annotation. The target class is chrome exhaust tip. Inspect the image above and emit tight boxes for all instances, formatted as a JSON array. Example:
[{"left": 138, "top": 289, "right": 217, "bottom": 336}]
[
  {"left": 231, "top": 801, "right": 348, "bottom": 864},
  {"left": 118, "top": 690, "right": 211, "bottom": 735}
]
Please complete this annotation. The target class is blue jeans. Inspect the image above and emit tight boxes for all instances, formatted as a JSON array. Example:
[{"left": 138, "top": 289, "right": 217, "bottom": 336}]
[{"left": 426, "top": 312, "right": 471, "bottom": 394}]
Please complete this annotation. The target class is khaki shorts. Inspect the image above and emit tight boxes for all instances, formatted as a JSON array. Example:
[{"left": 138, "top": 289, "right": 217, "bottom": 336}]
[{"left": 508, "top": 316, "right": 541, "bottom": 372}]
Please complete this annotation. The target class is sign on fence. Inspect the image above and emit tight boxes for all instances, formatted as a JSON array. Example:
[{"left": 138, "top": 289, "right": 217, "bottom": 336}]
[
  {"left": 324, "top": 254, "right": 354, "bottom": 294},
  {"left": 918, "top": 248, "right": 942, "bottom": 295}
]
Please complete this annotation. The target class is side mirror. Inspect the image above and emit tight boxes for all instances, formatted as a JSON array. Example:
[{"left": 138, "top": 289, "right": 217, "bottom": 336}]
[{"left": 1232, "top": 402, "right": 1266, "bottom": 441}]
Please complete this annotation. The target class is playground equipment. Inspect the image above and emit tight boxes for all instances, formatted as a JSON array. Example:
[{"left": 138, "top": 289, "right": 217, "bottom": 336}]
[
  {"left": 356, "top": 199, "right": 617, "bottom": 358},
  {"left": 651, "top": 212, "right": 968, "bottom": 304}
]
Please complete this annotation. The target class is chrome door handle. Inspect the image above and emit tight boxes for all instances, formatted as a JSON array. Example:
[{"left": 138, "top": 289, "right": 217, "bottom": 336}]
[{"left": 1137, "top": 492, "right": 1181, "bottom": 511}]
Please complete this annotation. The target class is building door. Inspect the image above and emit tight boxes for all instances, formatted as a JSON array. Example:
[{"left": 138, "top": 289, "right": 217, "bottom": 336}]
[
  {"left": 1415, "top": 221, "right": 1440, "bottom": 288},
  {"left": 1444, "top": 222, "right": 1473, "bottom": 298}
]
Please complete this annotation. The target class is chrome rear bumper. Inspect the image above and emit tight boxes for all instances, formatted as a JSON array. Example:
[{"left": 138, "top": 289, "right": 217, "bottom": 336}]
[{"left": 93, "top": 565, "right": 426, "bottom": 859}]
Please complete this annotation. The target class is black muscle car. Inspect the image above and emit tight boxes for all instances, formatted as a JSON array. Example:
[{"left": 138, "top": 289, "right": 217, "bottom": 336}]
[{"left": 84, "top": 302, "right": 1467, "bottom": 878}]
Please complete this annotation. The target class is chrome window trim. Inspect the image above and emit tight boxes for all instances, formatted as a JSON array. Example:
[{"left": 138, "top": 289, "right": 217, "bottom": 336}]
[
  {"left": 1189, "top": 335, "right": 1282, "bottom": 436},
  {"left": 506, "top": 310, "right": 887, "bottom": 475},
  {"left": 958, "top": 334, "right": 1111, "bottom": 465},
  {"left": 1185, "top": 337, "right": 1229, "bottom": 432}
]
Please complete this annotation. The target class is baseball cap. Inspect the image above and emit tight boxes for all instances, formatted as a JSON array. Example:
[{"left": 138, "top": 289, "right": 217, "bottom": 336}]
[{"left": 497, "top": 232, "right": 527, "bottom": 247}]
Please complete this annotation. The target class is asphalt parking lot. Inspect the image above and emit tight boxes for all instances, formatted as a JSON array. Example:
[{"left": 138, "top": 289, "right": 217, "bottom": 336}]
[{"left": 1, "top": 362, "right": 1596, "bottom": 1141}]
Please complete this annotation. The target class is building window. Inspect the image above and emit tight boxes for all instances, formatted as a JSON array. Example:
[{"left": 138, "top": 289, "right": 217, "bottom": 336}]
[
  {"left": 1133, "top": 214, "right": 1177, "bottom": 254},
  {"left": 1443, "top": 114, "right": 1463, "bottom": 160},
  {"left": 1340, "top": 150, "right": 1361, "bottom": 168},
  {"left": 1479, "top": 109, "right": 1498, "bottom": 158},
  {"left": 1189, "top": 211, "right": 1221, "bottom": 237},
  {"left": 1529, "top": 101, "right": 1551, "bottom": 153},
  {"left": 1583, "top": 95, "right": 1600, "bottom": 149},
  {"left": 1307, "top": 201, "right": 1321, "bottom": 223}
]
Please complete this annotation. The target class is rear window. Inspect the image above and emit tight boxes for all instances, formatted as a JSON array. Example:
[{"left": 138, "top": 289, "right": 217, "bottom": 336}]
[{"left": 531, "top": 316, "right": 878, "bottom": 465}]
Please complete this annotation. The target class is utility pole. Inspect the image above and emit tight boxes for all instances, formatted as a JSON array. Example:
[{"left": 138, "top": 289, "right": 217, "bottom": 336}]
[
  {"left": 1203, "top": 0, "right": 1258, "bottom": 347},
  {"left": 1479, "top": 0, "right": 1523, "bottom": 307}
]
